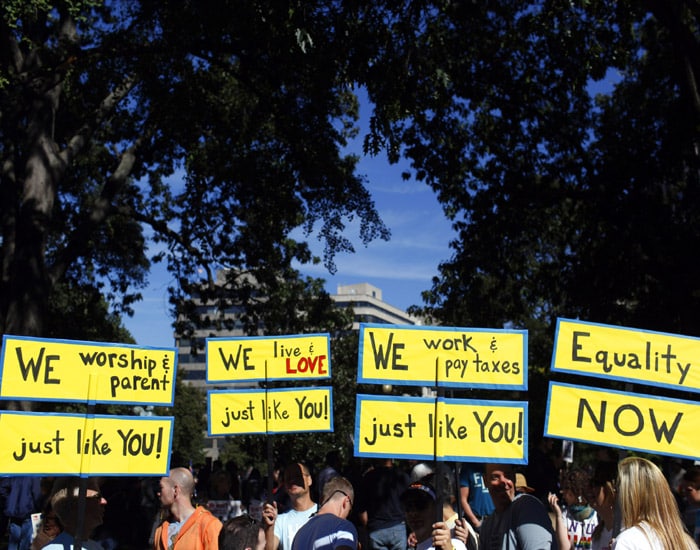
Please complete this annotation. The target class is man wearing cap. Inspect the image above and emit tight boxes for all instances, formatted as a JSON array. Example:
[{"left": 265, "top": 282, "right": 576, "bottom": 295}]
[
  {"left": 291, "top": 476, "right": 358, "bottom": 550},
  {"left": 401, "top": 476, "right": 468, "bottom": 550},
  {"left": 479, "top": 464, "right": 556, "bottom": 550},
  {"left": 263, "top": 462, "right": 318, "bottom": 550}
]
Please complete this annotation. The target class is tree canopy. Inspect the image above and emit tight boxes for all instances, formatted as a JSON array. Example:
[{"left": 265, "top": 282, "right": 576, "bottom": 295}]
[
  {"left": 0, "top": 0, "right": 390, "bottom": 339},
  {"left": 2, "top": 1, "right": 698, "bottom": 461},
  {"left": 363, "top": 1, "right": 700, "bottom": 364},
  {"left": 3, "top": 1, "right": 697, "bottom": 349}
]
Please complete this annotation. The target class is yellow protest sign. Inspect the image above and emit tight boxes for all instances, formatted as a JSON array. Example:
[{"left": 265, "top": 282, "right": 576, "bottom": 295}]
[
  {"left": 206, "top": 334, "right": 330, "bottom": 383},
  {"left": 437, "top": 398, "right": 526, "bottom": 462},
  {"left": 354, "top": 395, "right": 527, "bottom": 463},
  {"left": 545, "top": 382, "right": 700, "bottom": 460},
  {"left": 208, "top": 387, "right": 333, "bottom": 435},
  {"left": 551, "top": 318, "right": 700, "bottom": 393},
  {"left": 355, "top": 396, "right": 436, "bottom": 459},
  {"left": 0, "top": 411, "right": 173, "bottom": 475},
  {"left": 358, "top": 324, "right": 527, "bottom": 389},
  {"left": 0, "top": 335, "right": 177, "bottom": 405}
]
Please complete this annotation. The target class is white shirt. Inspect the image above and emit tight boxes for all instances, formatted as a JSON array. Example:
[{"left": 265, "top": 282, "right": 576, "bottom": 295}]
[
  {"left": 613, "top": 523, "right": 663, "bottom": 550},
  {"left": 274, "top": 504, "right": 318, "bottom": 550},
  {"left": 416, "top": 537, "right": 467, "bottom": 550},
  {"left": 562, "top": 507, "right": 598, "bottom": 548}
]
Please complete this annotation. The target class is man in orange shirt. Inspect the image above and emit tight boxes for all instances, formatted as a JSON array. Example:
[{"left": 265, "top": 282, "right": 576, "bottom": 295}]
[{"left": 154, "top": 467, "right": 222, "bottom": 550}]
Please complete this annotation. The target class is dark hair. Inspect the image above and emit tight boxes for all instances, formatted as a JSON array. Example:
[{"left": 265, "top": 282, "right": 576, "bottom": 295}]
[
  {"left": 219, "top": 516, "right": 261, "bottom": 550},
  {"left": 562, "top": 468, "right": 592, "bottom": 502},
  {"left": 591, "top": 461, "right": 618, "bottom": 488}
]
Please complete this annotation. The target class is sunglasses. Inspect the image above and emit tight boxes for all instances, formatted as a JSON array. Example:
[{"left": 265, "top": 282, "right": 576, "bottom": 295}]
[{"left": 322, "top": 489, "right": 353, "bottom": 510}]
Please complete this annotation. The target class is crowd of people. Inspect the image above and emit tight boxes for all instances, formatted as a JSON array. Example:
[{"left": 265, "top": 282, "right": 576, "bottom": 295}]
[{"left": 1, "top": 444, "right": 699, "bottom": 550}]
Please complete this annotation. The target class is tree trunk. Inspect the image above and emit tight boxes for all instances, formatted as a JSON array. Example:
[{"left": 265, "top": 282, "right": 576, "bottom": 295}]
[{"left": 5, "top": 81, "right": 62, "bottom": 337}]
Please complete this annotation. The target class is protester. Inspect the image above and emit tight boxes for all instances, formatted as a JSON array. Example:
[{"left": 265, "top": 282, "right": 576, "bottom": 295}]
[
  {"left": 242, "top": 466, "right": 263, "bottom": 515},
  {"left": 357, "top": 458, "right": 410, "bottom": 550},
  {"left": 459, "top": 463, "right": 494, "bottom": 532},
  {"left": 403, "top": 466, "right": 475, "bottom": 550},
  {"left": 208, "top": 469, "right": 244, "bottom": 522},
  {"left": 292, "top": 475, "right": 358, "bottom": 550},
  {"left": 664, "top": 458, "right": 687, "bottom": 506},
  {"left": 612, "top": 456, "right": 695, "bottom": 549},
  {"left": 479, "top": 464, "right": 556, "bottom": 550},
  {"left": 682, "top": 466, "right": 700, "bottom": 547},
  {"left": 219, "top": 515, "right": 266, "bottom": 550},
  {"left": 585, "top": 461, "right": 617, "bottom": 550},
  {"left": 401, "top": 476, "right": 467, "bottom": 550},
  {"left": 154, "top": 467, "right": 222, "bottom": 550},
  {"left": 41, "top": 477, "right": 106, "bottom": 550},
  {"left": 262, "top": 462, "right": 317, "bottom": 550},
  {"left": 548, "top": 468, "right": 597, "bottom": 549},
  {"left": 1, "top": 476, "right": 44, "bottom": 550},
  {"left": 31, "top": 501, "right": 63, "bottom": 550}
]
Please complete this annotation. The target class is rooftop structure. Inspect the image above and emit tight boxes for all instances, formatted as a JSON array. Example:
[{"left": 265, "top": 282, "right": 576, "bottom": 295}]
[{"left": 330, "top": 282, "right": 421, "bottom": 329}]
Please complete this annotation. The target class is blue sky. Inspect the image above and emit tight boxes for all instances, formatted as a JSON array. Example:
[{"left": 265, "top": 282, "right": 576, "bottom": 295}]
[{"left": 123, "top": 102, "right": 455, "bottom": 348}]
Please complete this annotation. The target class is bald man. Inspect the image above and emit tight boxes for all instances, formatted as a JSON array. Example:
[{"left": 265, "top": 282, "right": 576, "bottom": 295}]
[{"left": 154, "top": 467, "right": 223, "bottom": 550}]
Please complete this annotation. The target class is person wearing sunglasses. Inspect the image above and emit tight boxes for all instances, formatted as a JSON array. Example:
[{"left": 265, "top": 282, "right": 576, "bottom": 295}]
[{"left": 291, "top": 476, "right": 358, "bottom": 550}]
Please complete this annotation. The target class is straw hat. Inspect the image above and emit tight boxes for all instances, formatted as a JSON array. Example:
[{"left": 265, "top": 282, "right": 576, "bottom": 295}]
[{"left": 515, "top": 473, "right": 534, "bottom": 493}]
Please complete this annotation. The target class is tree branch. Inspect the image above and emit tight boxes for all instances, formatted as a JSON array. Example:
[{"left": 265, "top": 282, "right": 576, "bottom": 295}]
[
  {"left": 131, "top": 212, "right": 216, "bottom": 291},
  {"left": 57, "top": 74, "right": 137, "bottom": 170},
  {"left": 49, "top": 131, "right": 146, "bottom": 284}
]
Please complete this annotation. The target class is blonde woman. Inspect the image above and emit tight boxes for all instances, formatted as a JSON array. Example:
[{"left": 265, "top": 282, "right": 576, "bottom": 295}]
[{"left": 613, "top": 456, "right": 695, "bottom": 549}]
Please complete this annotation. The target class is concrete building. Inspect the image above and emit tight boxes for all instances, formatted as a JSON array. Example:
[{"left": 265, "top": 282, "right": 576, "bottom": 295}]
[
  {"left": 330, "top": 282, "right": 420, "bottom": 329},
  {"left": 176, "top": 279, "right": 420, "bottom": 389}
]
